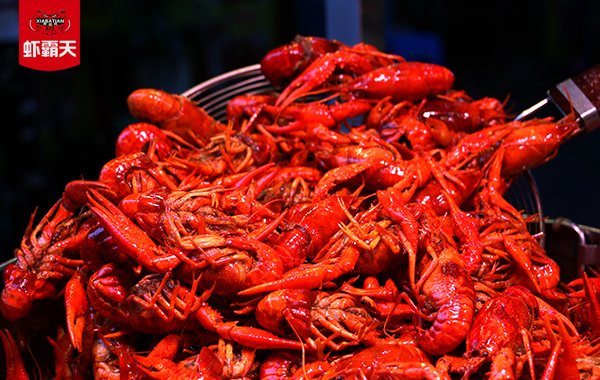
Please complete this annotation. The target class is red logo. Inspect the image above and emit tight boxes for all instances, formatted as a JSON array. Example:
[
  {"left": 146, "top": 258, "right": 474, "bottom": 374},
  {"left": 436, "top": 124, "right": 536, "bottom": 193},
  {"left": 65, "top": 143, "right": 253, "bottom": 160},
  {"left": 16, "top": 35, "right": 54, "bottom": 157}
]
[
  {"left": 29, "top": 10, "right": 71, "bottom": 34},
  {"left": 19, "top": 0, "right": 80, "bottom": 71}
]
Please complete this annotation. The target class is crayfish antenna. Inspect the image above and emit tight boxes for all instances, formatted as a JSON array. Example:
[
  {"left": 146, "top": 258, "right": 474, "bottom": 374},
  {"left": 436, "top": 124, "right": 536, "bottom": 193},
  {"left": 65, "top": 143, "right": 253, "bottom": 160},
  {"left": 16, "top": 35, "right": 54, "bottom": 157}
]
[{"left": 340, "top": 45, "right": 406, "bottom": 63}]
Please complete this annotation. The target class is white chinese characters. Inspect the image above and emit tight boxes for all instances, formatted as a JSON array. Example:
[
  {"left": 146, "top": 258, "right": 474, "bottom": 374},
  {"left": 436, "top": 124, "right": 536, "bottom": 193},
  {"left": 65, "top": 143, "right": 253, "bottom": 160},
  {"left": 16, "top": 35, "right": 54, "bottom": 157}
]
[{"left": 23, "top": 40, "right": 77, "bottom": 58}]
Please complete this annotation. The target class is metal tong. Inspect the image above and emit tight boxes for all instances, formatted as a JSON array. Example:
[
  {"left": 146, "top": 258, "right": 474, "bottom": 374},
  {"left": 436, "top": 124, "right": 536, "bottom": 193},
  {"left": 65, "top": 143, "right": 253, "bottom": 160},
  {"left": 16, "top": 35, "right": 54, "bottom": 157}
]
[{"left": 515, "top": 64, "right": 600, "bottom": 134}]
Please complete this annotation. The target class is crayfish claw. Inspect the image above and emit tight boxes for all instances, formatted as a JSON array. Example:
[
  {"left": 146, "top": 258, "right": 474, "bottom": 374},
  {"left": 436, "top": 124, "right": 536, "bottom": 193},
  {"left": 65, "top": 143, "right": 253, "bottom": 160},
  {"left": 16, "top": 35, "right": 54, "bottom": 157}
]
[{"left": 1, "top": 328, "right": 30, "bottom": 379}]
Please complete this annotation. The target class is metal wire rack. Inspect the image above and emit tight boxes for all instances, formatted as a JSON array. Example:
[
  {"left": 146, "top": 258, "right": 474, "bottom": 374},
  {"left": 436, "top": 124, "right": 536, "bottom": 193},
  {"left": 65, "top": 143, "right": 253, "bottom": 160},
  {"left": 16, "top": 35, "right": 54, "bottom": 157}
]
[{"left": 182, "top": 64, "right": 274, "bottom": 123}]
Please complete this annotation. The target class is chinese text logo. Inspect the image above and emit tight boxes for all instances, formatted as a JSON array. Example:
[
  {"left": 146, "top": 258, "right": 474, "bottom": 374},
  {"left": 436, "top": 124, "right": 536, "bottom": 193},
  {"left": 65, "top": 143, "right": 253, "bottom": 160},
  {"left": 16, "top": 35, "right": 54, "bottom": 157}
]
[{"left": 19, "top": 1, "right": 80, "bottom": 71}]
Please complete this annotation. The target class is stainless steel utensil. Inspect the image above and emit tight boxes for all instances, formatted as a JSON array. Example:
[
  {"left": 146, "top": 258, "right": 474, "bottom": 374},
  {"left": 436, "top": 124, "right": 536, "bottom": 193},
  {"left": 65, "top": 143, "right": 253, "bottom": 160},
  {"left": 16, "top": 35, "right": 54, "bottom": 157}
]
[
  {"left": 515, "top": 64, "right": 600, "bottom": 134},
  {"left": 182, "top": 64, "right": 274, "bottom": 123}
]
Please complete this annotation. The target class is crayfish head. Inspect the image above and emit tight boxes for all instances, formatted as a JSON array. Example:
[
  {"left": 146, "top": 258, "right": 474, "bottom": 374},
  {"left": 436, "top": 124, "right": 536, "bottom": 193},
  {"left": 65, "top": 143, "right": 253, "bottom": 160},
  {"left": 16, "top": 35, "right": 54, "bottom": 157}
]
[
  {"left": 1, "top": 286, "right": 33, "bottom": 322},
  {"left": 1, "top": 264, "right": 56, "bottom": 321},
  {"left": 255, "top": 289, "right": 314, "bottom": 338}
]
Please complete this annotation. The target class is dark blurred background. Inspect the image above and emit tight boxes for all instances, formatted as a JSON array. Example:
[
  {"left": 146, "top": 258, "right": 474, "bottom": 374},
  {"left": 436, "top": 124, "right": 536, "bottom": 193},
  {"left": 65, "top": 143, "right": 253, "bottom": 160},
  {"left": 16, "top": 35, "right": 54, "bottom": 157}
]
[{"left": 1, "top": 0, "right": 599, "bottom": 262}]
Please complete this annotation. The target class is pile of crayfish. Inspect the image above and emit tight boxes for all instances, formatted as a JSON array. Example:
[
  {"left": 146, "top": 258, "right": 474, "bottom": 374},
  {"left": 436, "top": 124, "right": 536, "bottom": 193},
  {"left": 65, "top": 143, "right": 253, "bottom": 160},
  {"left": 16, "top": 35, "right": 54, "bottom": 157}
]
[{"left": 2, "top": 36, "right": 600, "bottom": 380}]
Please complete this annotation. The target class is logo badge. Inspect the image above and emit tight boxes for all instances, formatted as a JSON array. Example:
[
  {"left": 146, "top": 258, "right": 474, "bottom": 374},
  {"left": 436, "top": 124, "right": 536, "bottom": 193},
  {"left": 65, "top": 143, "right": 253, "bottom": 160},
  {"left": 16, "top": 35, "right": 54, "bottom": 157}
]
[{"left": 19, "top": 0, "right": 80, "bottom": 71}]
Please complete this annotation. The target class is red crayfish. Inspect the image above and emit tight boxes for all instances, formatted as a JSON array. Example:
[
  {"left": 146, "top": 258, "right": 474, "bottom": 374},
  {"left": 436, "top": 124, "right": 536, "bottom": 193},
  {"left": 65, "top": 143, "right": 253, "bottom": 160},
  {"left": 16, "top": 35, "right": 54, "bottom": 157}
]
[{"left": 0, "top": 36, "right": 592, "bottom": 380}]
